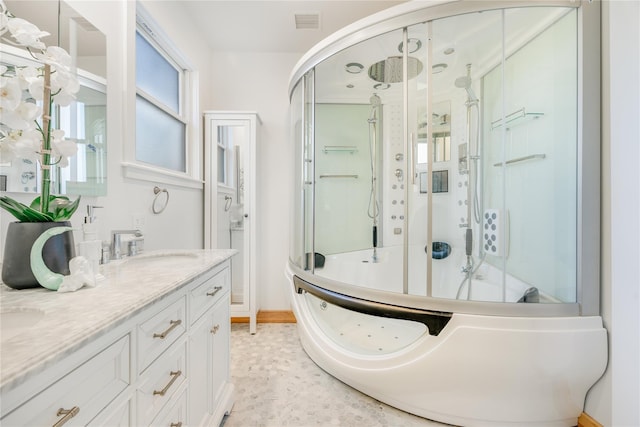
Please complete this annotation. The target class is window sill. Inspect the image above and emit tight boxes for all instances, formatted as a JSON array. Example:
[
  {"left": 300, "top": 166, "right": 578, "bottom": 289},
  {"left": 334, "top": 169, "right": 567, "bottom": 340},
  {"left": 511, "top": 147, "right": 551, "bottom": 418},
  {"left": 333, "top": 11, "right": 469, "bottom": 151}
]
[{"left": 121, "top": 162, "right": 203, "bottom": 189}]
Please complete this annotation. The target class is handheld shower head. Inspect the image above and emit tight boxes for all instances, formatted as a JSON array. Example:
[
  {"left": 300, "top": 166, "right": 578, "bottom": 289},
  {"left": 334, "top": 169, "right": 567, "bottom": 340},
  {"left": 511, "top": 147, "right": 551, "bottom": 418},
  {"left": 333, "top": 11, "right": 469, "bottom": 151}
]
[
  {"left": 369, "top": 94, "right": 381, "bottom": 122},
  {"left": 455, "top": 64, "right": 479, "bottom": 103},
  {"left": 454, "top": 75, "right": 472, "bottom": 89}
]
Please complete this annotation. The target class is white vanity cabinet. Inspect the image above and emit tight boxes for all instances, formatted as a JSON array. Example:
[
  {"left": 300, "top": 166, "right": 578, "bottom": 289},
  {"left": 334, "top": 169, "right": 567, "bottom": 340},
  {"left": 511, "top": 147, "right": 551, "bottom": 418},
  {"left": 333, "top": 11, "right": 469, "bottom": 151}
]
[
  {"left": 188, "top": 264, "right": 233, "bottom": 426},
  {"left": 0, "top": 253, "right": 234, "bottom": 427},
  {"left": 0, "top": 335, "right": 131, "bottom": 426}
]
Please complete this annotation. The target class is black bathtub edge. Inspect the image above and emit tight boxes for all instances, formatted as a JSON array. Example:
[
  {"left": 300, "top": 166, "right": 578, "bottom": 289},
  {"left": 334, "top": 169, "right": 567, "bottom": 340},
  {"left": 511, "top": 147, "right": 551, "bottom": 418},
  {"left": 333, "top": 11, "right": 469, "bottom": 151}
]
[{"left": 293, "top": 275, "right": 452, "bottom": 336}]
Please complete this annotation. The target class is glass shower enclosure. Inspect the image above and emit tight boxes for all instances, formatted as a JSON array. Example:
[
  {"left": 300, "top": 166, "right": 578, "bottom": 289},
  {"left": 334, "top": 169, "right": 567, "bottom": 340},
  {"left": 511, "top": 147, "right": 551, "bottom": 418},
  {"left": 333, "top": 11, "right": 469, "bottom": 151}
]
[
  {"left": 289, "top": 4, "right": 600, "bottom": 317},
  {"left": 286, "top": 2, "right": 605, "bottom": 425}
]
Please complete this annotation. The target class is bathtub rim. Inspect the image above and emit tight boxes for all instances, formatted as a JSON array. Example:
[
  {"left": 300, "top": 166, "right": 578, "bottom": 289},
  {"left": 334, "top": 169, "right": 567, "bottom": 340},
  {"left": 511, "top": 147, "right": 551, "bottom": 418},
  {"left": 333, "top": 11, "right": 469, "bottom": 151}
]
[{"left": 288, "top": 260, "right": 581, "bottom": 318}]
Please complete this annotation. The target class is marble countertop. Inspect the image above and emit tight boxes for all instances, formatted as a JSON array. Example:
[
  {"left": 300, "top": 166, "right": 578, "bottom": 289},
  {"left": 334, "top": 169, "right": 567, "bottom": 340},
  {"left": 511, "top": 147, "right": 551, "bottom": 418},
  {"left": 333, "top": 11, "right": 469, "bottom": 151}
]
[{"left": 0, "top": 249, "right": 236, "bottom": 394}]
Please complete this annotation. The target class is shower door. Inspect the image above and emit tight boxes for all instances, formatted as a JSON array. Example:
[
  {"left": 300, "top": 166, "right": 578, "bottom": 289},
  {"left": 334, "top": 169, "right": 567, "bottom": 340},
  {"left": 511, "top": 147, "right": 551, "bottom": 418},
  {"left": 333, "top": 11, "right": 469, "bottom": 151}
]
[{"left": 204, "top": 111, "right": 260, "bottom": 333}]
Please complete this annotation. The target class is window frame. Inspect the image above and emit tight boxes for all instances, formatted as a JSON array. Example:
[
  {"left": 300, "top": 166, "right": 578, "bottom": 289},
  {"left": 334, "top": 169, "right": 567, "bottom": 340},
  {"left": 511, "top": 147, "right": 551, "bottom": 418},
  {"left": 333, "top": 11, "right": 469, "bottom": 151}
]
[{"left": 122, "top": 3, "right": 201, "bottom": 189}]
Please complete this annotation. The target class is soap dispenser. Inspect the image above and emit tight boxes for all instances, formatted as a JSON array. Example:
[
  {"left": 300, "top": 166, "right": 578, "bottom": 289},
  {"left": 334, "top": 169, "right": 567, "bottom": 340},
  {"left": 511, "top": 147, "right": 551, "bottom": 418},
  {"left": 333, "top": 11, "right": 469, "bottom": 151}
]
[{"left": 77, "top": 205, "right": 103, "bottom": 274}]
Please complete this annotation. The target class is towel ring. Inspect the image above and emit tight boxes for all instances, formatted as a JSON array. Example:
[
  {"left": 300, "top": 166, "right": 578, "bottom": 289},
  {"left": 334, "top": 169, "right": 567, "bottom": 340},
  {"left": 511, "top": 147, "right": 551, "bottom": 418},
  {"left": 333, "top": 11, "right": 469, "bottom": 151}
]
[{"left": 152, "top": 186, "right": 169, "bottom": 214}]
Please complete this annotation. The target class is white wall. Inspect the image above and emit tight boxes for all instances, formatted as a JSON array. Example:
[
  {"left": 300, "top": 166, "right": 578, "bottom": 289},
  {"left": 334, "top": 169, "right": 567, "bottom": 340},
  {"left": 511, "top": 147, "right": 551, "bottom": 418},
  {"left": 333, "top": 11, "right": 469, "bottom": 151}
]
[
  {"left": 0, "top": 0, "right": 213, "bottom": 261},
  {"left": 585, "top": 1, "right": 640, "bottom": 425},
  {"left": 209, "top": 51, "right": 301, "bottom": 310}
]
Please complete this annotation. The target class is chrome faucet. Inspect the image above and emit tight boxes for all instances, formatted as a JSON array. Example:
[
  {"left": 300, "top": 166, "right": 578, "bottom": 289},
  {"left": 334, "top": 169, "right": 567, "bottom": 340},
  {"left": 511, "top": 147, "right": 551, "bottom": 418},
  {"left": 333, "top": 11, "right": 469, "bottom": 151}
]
[{"left": 111, "top": 229, "right": 143, "bottom": 260}]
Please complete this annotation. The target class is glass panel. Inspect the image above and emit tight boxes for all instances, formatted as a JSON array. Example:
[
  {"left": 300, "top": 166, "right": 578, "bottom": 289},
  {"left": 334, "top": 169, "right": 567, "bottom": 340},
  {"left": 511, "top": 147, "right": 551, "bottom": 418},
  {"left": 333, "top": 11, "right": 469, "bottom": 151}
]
[
  {"left": 428, "top": 9, "right": 504, "bottom": 302},
  {"left": 406, "top": 23, "right": 429, "bottom": 297},
  {"left": 135, "top": 31, "right": 180, "bottom": 113},
  {"left": 496, "top": 8, "right": 577, "bottom": 302},
  {"left": 312, "top": 29, "right": 404, "bottom": 289},
  {"left": 289, "top": 81, "right": 305, "bottom": 269},
  {"left": 135, "top": 96, "right": 186, "bottom": 172},
  {"left": 303, "top": 71, "right": 315, "bottom": 271}
]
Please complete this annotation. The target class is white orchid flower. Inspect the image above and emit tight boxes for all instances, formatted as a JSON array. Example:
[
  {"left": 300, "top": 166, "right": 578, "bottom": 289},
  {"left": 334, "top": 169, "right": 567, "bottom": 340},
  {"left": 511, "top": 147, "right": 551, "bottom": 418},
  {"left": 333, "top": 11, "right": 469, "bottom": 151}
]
[
  {"left": 0, "top": 128, "right": 41, "bottom": 163},
  {"left": 0, "top": 100, "right": 40, "bottom": 130},
  {"left": 50, "top": 129, "right": 77, "bottom": 167},
  {"left": 35, "top": 46, "right": 71, "bottom": 69},
  {"left": 14, "top": 65, "right": 39, "bottom": 90},
  {"left": 0, "top": 75, "right": 21, "bottom": 109},
  {"left": 50, "top": 69, "right": 79, "bottom": 106},
  {"left": 6, "top": 17, "right": 49, "bottom": 50}
]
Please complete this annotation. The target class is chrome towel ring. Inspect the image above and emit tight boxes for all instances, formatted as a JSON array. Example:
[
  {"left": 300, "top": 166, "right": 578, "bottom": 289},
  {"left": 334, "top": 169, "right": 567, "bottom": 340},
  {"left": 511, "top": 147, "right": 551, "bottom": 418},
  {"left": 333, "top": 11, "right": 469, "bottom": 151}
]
[{"left": 152, "top": 186, "right": 169, "bottom": 214}]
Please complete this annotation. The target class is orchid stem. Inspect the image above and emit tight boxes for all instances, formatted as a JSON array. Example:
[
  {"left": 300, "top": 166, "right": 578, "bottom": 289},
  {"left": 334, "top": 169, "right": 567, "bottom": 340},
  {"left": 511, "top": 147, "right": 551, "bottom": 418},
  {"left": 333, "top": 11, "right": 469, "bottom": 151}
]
[{"left": 40, "top": 63, "right": 52, "bottom": 215}]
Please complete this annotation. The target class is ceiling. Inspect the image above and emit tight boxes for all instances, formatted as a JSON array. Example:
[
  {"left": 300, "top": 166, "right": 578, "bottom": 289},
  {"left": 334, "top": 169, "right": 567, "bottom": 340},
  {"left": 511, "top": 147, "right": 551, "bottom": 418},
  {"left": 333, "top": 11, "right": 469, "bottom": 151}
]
[{"left": 180, "top": 1, "right": 406, "bottom": 53}]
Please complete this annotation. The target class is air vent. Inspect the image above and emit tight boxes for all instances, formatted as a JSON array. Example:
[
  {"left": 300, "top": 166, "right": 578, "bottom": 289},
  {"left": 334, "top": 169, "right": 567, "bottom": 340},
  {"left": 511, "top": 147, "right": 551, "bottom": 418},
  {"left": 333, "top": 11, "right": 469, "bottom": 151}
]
[{"left": 295, "top": 13, "right": 320, "bottom": 30}]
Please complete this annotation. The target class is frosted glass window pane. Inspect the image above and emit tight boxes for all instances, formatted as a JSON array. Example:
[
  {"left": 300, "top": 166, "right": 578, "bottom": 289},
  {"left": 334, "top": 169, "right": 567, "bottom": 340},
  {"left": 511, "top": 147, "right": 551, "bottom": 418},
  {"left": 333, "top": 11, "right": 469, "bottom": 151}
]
[
  {"left": 136, "top": 96, "right": 185, "bottom": 171},
  {"left": 136, "top": 32, "right": 179, "bottom": 113}
]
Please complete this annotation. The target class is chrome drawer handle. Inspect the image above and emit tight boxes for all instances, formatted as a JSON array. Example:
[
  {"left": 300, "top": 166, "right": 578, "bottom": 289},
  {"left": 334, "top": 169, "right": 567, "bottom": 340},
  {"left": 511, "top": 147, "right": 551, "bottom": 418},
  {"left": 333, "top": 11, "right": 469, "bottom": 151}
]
[
  {"left": 210, "top": 324, "right": 220, "bottom": 334},
  {"left": 53, "top": 406, "right": 79, "bottom": 427},
  {"left": 170, "top": 423, "right": 182, "bottom": 427},
  {"left": 206, "top": 286, "right": 223, "bottom": 297},
  {"left": 153, "top": 370, "right": 182, "bottom": 396},
  {"left": 153, "top": 319, "right": 182, "bottom": 339}
]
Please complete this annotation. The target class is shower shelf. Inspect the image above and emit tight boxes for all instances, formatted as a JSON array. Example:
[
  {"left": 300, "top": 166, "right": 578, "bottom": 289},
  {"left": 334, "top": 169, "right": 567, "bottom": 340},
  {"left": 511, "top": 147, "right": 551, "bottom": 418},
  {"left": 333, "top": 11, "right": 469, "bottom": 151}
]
[
  {"left": 319, "top": 174, "right": 359, "bottom": 179},
  {"left": 323, "top": 145, "right": 358, "bottom": 154},
  {"left": 491, "top": 108, "right": 544, "bottom": 130},
  {"left": 493, "top": 153, "right": 546, "bottom": 167}
]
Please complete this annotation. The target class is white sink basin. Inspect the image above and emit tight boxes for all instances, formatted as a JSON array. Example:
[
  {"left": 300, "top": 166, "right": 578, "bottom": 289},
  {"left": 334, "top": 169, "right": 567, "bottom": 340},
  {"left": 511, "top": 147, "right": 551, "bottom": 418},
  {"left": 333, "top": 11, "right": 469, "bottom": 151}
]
[{"left": 0, "top": 308, "right": 46, "bottom": 341}]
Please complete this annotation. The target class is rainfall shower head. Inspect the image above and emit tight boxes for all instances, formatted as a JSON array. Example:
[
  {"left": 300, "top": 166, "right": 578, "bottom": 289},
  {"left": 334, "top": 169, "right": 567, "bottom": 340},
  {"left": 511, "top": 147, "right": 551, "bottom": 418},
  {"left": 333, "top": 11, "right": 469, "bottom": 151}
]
[{"left": 368, "top": 56, "right": 424, "bottom": 84}]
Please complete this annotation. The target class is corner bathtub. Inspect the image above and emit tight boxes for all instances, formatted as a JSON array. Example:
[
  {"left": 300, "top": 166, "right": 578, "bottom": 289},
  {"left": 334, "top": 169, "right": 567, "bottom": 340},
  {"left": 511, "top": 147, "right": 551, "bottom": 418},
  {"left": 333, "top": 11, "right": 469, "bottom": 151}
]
[
  {"left": 285, "top": 250, "right": 607, "bottom": 426},
  {"left": 315, "top": 245, "right": 540, "bottom": 302}
]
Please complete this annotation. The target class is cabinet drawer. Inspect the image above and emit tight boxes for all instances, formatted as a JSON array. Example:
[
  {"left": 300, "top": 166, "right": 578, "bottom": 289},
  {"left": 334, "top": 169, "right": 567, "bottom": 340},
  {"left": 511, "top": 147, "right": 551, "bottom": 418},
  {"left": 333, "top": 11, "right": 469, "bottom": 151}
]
[
  {"left": 2, "top": 335, "right": 130, "bottom": 427},
  {"left": 189, "top": 266, "right": 229, "bottom": 325},
  {"left": 150, "top": 386, "right": 187, "bottom": 427},
  {"left": 138, "top": 296, "right": 186, "bottom": 372},
  {"left": 137, "top": 338, "right": 187, "bottom": 426}
]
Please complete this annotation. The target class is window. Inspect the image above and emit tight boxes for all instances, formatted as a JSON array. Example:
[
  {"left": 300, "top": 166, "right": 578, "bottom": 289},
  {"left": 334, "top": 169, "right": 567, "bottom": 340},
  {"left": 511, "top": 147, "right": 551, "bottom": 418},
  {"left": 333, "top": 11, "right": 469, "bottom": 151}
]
[{"left": 135, "top": 13, "right": 188, "bottom": 173}]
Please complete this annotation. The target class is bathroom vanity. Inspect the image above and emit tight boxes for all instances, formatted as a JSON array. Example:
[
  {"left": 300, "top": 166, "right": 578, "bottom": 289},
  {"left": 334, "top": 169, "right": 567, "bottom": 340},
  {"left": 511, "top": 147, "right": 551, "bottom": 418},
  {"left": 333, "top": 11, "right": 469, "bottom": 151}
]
[{"left": 0, "top": 249, "right": 236, "bottom": 426}]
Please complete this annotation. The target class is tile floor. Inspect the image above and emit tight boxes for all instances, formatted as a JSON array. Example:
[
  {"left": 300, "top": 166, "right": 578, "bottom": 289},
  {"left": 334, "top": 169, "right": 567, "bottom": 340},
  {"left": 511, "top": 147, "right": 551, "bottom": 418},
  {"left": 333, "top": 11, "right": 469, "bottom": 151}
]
[{"left": 222, "top": 323, "right": 449, "bottom": 427}]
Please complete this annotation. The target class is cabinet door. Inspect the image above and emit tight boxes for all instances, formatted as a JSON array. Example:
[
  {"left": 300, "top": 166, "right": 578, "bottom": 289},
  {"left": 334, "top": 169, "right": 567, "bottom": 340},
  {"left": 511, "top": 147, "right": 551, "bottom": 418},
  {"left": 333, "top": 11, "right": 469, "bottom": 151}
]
[
  {"left": 188, "top": 312, "right": 211, "bottom": 427},
  {"left": 210, "top": 294, "right": 230, "bottom": 405}
]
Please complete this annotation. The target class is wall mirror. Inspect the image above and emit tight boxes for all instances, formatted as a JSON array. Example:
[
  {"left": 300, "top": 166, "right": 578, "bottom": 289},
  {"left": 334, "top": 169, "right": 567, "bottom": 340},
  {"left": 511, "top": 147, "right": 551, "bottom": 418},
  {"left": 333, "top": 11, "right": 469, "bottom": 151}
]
[{"left": 0, "top": 0, "right": 107, "bottom": 196}]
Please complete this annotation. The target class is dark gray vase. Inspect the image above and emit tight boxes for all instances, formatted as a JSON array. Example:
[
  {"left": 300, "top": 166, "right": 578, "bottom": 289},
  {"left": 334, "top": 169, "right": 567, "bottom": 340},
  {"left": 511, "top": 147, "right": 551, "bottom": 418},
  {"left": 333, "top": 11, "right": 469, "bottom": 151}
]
[{"left": 2, "top": 221, "right": 75, "bottom": 290}]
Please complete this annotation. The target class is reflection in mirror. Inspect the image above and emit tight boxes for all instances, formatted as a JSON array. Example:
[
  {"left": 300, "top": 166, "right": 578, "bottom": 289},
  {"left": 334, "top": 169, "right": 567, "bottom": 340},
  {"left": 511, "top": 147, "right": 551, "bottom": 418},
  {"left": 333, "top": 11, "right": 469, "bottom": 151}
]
[
  {"left": 417, "top": 101, "right": 451, "bottom": 164},
  {"left": 0, "top": 0, "right": 107, "bottom": 196}
]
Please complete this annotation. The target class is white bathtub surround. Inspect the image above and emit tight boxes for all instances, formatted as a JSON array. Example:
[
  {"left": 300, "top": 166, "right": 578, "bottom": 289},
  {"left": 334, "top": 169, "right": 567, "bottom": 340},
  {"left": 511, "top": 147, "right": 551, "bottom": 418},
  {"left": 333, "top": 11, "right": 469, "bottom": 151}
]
[{"left": 287, "top": 264, "right": 607, "bottom": 427}]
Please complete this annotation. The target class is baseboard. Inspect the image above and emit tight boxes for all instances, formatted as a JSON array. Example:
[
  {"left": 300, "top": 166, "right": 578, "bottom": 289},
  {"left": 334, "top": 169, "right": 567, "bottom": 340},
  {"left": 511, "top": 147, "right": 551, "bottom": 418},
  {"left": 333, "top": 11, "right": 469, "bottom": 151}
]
[
  {"left": 578, "top": 412, "right": 603, "bottom": 427},
  {"left": 231, "top": 310, "right": 297, "bottom": 324}
]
